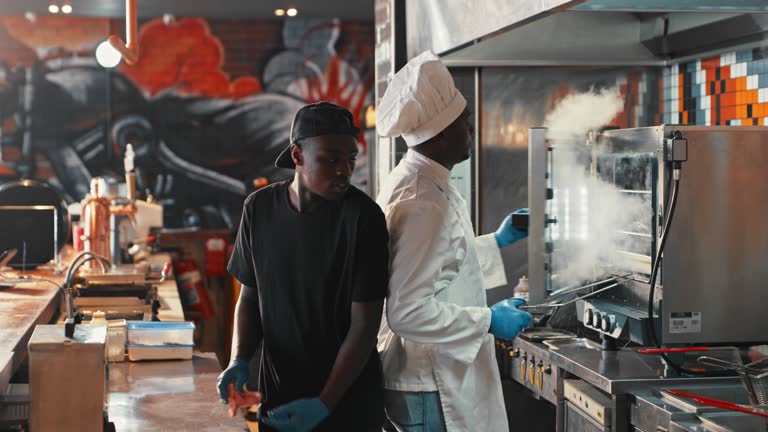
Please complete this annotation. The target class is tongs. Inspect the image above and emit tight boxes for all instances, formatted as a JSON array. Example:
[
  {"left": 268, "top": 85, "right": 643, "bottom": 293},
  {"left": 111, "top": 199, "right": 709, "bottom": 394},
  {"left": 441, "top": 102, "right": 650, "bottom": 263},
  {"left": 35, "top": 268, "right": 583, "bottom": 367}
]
[
  {"left": 665, "top": 389, "right": 768, "bottom": 418},
  {"left": 697, "top": 356, "right": 768, "bottom": 375},
  {"left": 519, "top": 274, "right": 630, "bottom": 310},
  {"left": 638, "top": 347, "right": 711, "bottom": 355}
]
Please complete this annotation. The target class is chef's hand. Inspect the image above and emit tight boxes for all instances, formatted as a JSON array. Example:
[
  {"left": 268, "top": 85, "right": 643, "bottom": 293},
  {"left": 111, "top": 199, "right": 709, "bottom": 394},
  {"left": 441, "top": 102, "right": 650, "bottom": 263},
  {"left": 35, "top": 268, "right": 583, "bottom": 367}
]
[
  {"left": 217, "top": 357, "right": 250, "bottom": 403},
  {"left": 495, "top": 208, "right": 529, "bottom": 248},
  {"left": 489, "top": 298, "right": 532, "bottom": 340},
  {"left": 260, "top": 398, "right": 329, "bottom": 432}
]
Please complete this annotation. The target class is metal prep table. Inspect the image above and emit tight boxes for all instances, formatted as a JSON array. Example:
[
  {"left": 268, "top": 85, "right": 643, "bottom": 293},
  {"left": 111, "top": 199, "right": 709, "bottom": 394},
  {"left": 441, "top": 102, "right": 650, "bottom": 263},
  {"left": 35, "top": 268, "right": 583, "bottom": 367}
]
[
  {"left": 0, "top": 252, "right": 185, "bottom": 394},
  {"left": 549, "top": 347, "right": 744, "bottom": 432},
  {"left": 502, "top": 336, "right": 756, "bottom": 432},
  {"left": 0, "top": 253, "right": 239, "bottom": 431},
  {"left": 632, "top": 382, "right": 768, "bottom": 432}
]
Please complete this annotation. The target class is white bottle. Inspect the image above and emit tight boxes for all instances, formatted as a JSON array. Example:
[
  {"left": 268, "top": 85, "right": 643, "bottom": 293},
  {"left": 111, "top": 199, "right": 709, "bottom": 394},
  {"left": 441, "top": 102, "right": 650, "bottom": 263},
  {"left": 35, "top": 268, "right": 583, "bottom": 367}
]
[
  {"left": 513, "top": 276, "right": 529, "bottom": 302},
  {"left": 88, "top": 310, "right": 108, "bottom": 326}
]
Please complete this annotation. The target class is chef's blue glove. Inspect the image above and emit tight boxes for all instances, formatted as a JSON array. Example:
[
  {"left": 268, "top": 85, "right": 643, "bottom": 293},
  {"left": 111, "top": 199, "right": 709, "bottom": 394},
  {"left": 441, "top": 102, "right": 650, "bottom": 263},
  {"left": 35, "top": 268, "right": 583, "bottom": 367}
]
[
  {"left": 495, "top": 208, "right": 529, "bottom": 248},
  {"left": 260, "top": 398, "right": 329, "bottom": 432},
  {"left": 508, "top": 297, "right": 527, "bottom": 308},
  {"left": 489, "top": 299, "right": 532, "bottom": 340},
  {"left": 216, "top": 357, "right": 250, "bottom": 403}
]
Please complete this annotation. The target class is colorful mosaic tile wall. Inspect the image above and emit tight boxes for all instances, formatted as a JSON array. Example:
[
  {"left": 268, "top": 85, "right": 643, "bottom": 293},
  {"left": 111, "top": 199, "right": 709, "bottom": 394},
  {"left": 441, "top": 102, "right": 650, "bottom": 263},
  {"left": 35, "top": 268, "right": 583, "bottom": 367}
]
[
  {"left": 615, "top": 71, "right": 659, "bottom": 128},
  {"left": 663, "top": 47, "right": 768, "bottom": 126}
]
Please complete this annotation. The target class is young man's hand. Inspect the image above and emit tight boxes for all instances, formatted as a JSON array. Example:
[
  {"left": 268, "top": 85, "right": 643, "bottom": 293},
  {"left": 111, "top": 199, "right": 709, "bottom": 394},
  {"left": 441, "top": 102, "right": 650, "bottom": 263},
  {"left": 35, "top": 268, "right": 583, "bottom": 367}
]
[
  {"left": 216, "top": 357, "right": 250, "bottom": 403},
  {"left": 260, "top": 397, "right": 329, "bottom": 432}
]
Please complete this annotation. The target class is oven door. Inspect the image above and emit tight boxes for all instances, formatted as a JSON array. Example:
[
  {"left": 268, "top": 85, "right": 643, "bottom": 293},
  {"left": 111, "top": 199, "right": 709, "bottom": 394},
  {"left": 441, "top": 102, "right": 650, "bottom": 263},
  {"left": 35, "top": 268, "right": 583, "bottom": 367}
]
[{"left": 546, "top": 144, "right": 658, "bottom": 292}]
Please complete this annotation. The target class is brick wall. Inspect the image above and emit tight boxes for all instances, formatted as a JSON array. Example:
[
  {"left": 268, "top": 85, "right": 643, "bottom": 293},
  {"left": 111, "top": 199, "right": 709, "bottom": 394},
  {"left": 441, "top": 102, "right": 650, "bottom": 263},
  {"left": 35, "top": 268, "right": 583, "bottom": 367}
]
[{"left": 206, "top": 19, "right": 284, "bottom": 80}]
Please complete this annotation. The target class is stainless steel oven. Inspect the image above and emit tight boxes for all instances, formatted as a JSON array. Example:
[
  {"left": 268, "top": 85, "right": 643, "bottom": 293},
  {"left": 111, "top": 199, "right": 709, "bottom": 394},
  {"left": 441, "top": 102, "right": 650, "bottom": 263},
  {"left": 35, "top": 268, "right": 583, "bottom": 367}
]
[{"left": 529, "top": 126, "right": 768, "bottom": 346}]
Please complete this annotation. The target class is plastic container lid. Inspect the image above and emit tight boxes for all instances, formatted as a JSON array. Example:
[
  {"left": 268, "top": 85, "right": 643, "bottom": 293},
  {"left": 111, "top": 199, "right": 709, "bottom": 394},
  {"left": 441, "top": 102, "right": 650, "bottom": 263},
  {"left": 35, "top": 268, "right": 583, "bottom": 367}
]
[
  {"left": 126, "top": 343, "right": 194, "bottom": 348},
  {"left": 126, "top": 321, "right": 195, "bottom": 330}
]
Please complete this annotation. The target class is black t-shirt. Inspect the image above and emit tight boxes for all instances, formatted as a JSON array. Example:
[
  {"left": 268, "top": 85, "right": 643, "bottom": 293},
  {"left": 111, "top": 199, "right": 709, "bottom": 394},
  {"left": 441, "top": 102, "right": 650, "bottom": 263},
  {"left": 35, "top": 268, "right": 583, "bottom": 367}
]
[{"left": 227, "top": 180, "right": 389, "bottom": 431}]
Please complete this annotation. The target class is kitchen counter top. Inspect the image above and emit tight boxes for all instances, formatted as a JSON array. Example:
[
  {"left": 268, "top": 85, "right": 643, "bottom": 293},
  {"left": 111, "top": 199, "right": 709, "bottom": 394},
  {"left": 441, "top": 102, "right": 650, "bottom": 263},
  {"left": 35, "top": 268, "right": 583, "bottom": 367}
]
[
  {"left": 549, "top": 345, "right": 741, "bottom": 394},
  {"left": 0, "top": 252, "right": 184, "bottom": 394},
  {"left": 0, "top": 252, "right": 244, "bottom": 430},
  {"left": 108, "top": 353, "right": 249, "bottom": 432},
  {"left": 0, "top": 264, "right": 64, "bottom": 390}
]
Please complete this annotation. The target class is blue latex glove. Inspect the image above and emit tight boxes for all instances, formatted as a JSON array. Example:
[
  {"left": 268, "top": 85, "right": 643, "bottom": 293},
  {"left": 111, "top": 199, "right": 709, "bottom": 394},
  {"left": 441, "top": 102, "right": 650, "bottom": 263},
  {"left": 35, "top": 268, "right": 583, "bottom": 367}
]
[
  {"left": 489, "top": 298, "right": 532, "bottom": 340},
  {"left": 216, "top": 357, "right": 250, "bottom": 403},
  {"left": 508, "top": 297, "right": 527, "bottom": 308},
  {"left": 260, "top": 398, "right": 329, "bottom": 432},
  {"left": 495, "top": 208, "right": 529, "bottom": 248}
]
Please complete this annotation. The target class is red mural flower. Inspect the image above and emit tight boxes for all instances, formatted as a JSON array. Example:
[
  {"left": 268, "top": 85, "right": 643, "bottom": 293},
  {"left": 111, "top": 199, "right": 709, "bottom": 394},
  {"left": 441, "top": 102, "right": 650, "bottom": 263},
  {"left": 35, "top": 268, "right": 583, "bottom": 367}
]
[
  {"left": 299, "top": 55, "right": 372, "bottom": 149},
  {"left": 120, "top": 18, "right": 262, "bottom": 99}
]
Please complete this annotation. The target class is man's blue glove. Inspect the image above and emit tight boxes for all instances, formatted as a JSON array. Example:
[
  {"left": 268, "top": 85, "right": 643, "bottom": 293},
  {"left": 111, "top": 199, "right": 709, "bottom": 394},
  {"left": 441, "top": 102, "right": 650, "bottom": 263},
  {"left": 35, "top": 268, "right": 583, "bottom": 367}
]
[
  {"left": 260, "top": 397, "right": 329, "bottom": 432},
  {"left": 495, "top": 208, "right": 529, "bottom": 248},
  {"left": 489, "top": 298, "right": 532, "bottom": 340},
  {"left": 216, "top": 357, "right": 250, "bottom": 403}
]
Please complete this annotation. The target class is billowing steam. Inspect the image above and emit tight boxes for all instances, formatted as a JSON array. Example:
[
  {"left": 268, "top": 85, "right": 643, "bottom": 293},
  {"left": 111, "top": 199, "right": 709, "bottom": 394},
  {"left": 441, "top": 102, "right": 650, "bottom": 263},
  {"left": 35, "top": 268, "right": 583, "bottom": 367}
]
[
  {"left": 543, "top": 87, "right": 651, "bottom": 288},
  {"left": 544, "top": 87, "right": 624, "bottom": 141}
]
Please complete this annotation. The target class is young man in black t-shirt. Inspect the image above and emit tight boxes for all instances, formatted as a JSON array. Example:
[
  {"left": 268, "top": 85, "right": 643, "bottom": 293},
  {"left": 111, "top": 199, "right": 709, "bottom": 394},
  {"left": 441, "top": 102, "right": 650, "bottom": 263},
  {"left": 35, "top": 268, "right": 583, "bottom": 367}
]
[{"left": 218, "top": 102, "right": 389, "bottom": 432}]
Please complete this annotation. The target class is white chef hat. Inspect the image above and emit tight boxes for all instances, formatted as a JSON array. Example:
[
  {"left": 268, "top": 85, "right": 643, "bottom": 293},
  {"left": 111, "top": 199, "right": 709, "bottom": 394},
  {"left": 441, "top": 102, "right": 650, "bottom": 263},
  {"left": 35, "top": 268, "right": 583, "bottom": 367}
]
[{"left": 376, "top": 51, "right": 467, "bottom": 147}]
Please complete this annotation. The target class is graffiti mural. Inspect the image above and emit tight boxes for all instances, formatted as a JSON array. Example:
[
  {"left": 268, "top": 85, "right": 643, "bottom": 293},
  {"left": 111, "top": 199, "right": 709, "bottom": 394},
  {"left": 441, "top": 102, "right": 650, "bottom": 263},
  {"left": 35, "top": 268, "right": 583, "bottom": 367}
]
[{"left": 0, "top": 16, "right": 374, "bottom": 229}]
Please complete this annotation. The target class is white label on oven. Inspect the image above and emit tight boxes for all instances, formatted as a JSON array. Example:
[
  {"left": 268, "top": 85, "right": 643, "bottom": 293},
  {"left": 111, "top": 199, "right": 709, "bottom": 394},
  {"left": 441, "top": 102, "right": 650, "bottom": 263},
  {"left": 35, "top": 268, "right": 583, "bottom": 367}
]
[{"left": 669, "top": 312, "right": 702, "bottom": 334}]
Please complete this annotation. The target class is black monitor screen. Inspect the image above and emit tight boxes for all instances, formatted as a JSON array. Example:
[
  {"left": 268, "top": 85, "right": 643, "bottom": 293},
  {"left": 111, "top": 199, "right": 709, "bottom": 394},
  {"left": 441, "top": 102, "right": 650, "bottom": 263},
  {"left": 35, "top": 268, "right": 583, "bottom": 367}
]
[{"left": 0, "top": 206, "right": 56, "bottom": 268}]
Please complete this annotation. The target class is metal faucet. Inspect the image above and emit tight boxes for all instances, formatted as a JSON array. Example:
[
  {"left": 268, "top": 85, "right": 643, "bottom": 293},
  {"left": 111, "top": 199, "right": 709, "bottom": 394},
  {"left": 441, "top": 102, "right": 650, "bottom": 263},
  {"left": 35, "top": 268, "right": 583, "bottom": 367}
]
[{"left": 63, "top": 251, "right": 111, "bottom": 338}]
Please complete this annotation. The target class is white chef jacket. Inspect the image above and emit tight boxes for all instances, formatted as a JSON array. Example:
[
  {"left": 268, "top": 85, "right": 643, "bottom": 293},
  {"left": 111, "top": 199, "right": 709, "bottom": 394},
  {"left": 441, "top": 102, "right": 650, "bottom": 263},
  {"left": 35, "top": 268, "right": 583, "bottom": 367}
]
[{"left": 377, "top": 150, "right": 509, "bottom": 432}]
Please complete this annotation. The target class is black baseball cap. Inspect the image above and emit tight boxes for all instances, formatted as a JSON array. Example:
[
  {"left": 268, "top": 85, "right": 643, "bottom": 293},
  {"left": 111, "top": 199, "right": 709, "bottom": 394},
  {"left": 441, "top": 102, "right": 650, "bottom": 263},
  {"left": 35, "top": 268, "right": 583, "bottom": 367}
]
[{"left": 275, "top": 102, "right": 360, "bottom": 169}]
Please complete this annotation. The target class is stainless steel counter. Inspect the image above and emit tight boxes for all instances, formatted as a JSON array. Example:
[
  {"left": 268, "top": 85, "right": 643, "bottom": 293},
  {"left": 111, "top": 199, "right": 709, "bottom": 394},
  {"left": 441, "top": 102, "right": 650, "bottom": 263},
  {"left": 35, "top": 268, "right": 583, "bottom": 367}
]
[
  {"left": 0, "top": 252, "right": 185, "bottom": 395},
  {"left": 0, "top": 264, "right": 64, "bottom": 385},
  {"left": 672, "top": 412, "right": 768, "bottom": 431},
  {"left": 631, "top": 383, "right": 768, "bottom": 432},
  {"left": 507, "top": 338, "right": 755, "bottom": 432},
  {"left": 108, "top": 353, "right": 248, "bottom": 432},
  {"left": 0, "top": 253, "right": 236, "bottom": 430},
  {"left": 549, "top": 347, "right": 739, "bottom": 394}
]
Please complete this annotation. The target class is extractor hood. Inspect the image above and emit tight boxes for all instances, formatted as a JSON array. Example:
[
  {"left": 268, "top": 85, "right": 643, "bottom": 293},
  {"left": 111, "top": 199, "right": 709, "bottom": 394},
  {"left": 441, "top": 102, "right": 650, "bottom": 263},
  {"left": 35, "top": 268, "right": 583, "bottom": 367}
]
[{"left": 405, "top": 0, "right": 768, "bottom": 67}]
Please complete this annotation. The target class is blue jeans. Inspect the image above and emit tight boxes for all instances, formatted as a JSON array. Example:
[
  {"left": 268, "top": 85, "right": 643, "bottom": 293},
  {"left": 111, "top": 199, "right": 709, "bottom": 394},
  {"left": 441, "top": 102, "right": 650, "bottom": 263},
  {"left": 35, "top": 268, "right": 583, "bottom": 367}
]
[{"left": 385, "top": 390, "right": 447, "bottom": 432}]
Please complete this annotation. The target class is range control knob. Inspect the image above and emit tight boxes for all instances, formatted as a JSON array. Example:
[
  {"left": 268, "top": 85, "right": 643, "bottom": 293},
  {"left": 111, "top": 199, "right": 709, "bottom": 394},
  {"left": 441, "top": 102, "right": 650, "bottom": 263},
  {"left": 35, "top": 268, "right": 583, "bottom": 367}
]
[
  {"left": 601, "top": 315, "right": 612, "bottom": 333},
  {"left": 584, "top": 309, "right": 594, "bottom": 326},
  {"left": 592, "top": 312, "right": 602, "bottom": 329}
]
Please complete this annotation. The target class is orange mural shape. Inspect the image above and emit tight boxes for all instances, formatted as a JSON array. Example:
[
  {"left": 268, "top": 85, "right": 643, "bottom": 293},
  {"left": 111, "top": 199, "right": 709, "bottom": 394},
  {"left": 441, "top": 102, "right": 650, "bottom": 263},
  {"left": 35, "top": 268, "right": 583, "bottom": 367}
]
[
  {"left": 0, "top": 15, "right": 109, "bottom": 66},
  {"left": 0, "top": 23, "right": 36, "bottom": 67},
  {"left": 300, "top": 55, "right": 372, "bottom": 149},
  {"left": 120, "top": 18, "right": 261, "bottom": 99},
  {"left": 1, "top": 16, "right": 108, "bottom": 53}
]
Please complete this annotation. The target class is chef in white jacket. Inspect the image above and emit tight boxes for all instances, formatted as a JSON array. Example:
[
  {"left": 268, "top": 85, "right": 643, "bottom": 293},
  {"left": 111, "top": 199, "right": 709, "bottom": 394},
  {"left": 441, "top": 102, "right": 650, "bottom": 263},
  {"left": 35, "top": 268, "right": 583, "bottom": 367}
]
[{"left": 376, "top": 50, "right": 533, "bottom": 432}]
